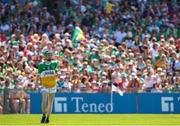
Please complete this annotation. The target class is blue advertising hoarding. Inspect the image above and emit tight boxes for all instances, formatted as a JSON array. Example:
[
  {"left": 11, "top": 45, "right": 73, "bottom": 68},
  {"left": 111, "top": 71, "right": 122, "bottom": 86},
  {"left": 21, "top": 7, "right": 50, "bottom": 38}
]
[
  {"left": 30, "top": 93, "right": 180, "bottom": 114},
  {"left": 138, "top": 93, "right": 180, "bottom": 114}
]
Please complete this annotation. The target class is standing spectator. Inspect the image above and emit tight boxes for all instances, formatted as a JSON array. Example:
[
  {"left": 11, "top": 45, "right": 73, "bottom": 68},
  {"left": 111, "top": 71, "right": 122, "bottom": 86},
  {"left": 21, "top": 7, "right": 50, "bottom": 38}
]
[
  {"left": 143, "top": 68, "right": 157, "bottom": 92},
  {"left": 113, "top": 27, "right": 127, "bottom": 46}
]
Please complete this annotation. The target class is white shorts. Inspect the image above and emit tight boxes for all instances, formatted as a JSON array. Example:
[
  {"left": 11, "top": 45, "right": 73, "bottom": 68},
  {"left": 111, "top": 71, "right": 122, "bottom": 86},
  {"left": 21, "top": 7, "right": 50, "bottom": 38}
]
[{"left": 40, "top": 85, "right": 57, "bottom": 94}]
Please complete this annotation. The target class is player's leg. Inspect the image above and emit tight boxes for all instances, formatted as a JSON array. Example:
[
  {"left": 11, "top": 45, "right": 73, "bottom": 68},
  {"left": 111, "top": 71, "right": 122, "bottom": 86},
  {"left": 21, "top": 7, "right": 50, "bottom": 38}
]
[
  {"left": 20, "top": 99, "right": 26, "bottom": 113},
  {"left": 45, "top": 93, "right": 55, "bottom": 123},
  {"left": 41, "top": 92, "right": 48, "bottom": 123},
  {"left": 25, "top": 94, "right": 31, "bottom": 114},
  {"left": 0, "top": 96, "right": 3, "bottom": 113},
  {"left": 26, "top": 98, "right": 31, "bottom": 114},
  {"left": 12, "top": 99, "right": 20, "bottom": 113},
  {"left": 0, "top": 105, "right": 2, "bottom": 114}
]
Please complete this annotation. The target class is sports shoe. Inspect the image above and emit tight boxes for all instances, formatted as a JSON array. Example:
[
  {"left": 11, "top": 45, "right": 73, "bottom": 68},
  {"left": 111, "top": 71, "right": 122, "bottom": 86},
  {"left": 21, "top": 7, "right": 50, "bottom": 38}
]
[
  {"left": 41, "top": 114, "right": 46, "bottom": 123},
  {"left": 45, "top": 117, "right": 49, "bottom": 123}
]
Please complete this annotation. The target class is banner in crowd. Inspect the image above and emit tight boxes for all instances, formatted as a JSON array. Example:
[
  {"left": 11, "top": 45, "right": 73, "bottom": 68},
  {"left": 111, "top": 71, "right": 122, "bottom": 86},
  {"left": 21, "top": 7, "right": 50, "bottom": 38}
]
[{"left": 30, "top": 93, "right": 180, "bottom": 114}]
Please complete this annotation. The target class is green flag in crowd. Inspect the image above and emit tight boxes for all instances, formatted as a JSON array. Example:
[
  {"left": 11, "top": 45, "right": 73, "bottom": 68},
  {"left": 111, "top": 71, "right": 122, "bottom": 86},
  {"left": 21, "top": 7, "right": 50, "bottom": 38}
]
[{"left": 72, "top": 26, "right": 85, "bottom": 43}]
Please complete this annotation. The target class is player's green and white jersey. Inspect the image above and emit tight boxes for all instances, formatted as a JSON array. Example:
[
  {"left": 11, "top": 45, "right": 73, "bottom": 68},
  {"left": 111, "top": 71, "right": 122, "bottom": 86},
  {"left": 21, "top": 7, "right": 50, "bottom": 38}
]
[{"left": 38, "top": 61, "right": 59, "bottom": 77}]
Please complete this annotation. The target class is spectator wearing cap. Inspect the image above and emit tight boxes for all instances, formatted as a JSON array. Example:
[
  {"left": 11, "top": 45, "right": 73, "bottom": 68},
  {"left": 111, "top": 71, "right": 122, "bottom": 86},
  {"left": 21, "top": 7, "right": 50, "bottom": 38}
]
[
  {"left": 57, "top": 74, "right": 69, "bottom": 92},
  {"left": 155, "top": 67, "right": 166, "bottom": 86},
  {"left": 64, "top": 73, "right": 73, "bottom": 92},
  {"left": 118, "top": 73, "right": 129, "bottom": 92},
  {"left": 143, "top": 67, "right": 157, "bottom": 92},
  {"left": 15, "top": 76, "right": 30, "bottom": 113}
]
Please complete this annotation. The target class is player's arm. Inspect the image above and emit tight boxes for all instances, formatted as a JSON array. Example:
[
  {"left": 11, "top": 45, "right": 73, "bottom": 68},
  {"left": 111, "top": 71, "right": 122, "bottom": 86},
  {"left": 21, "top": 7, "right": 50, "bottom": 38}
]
[
  {"left": 37, "top": 63, "right": 43, "bottom": 85},
  {"left": 54, "top": 61, "right": 60, "bottom": 75}
]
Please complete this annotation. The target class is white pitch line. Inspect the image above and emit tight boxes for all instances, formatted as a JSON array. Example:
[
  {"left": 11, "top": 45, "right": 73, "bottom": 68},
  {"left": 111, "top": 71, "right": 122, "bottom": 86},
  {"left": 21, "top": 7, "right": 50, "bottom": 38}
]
[{"left": 0, "top": 124, "right": 180, "bottom": 126}]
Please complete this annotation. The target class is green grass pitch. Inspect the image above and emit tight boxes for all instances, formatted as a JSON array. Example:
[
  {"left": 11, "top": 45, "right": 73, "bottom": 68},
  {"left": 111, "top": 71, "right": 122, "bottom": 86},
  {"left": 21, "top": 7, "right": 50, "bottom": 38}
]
[{"left": 0, "top": 114, "right": 180, "bottom": 126}]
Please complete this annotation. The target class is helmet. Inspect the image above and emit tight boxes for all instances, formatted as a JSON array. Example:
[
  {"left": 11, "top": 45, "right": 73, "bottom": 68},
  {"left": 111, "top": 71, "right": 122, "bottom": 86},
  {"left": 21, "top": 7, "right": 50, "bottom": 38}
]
[
  {"left": 42, "top": 49, "right": 53, "bottom": 61},
  {"left": 42, "top": 49, "right": 53, "bottom": 57}
]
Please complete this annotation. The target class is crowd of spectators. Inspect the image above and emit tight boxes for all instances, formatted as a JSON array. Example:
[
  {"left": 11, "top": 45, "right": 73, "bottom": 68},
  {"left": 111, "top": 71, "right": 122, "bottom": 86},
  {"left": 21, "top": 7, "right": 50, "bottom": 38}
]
[{"left": 0, "top": 0, "right": 179, "bottom": 113}]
